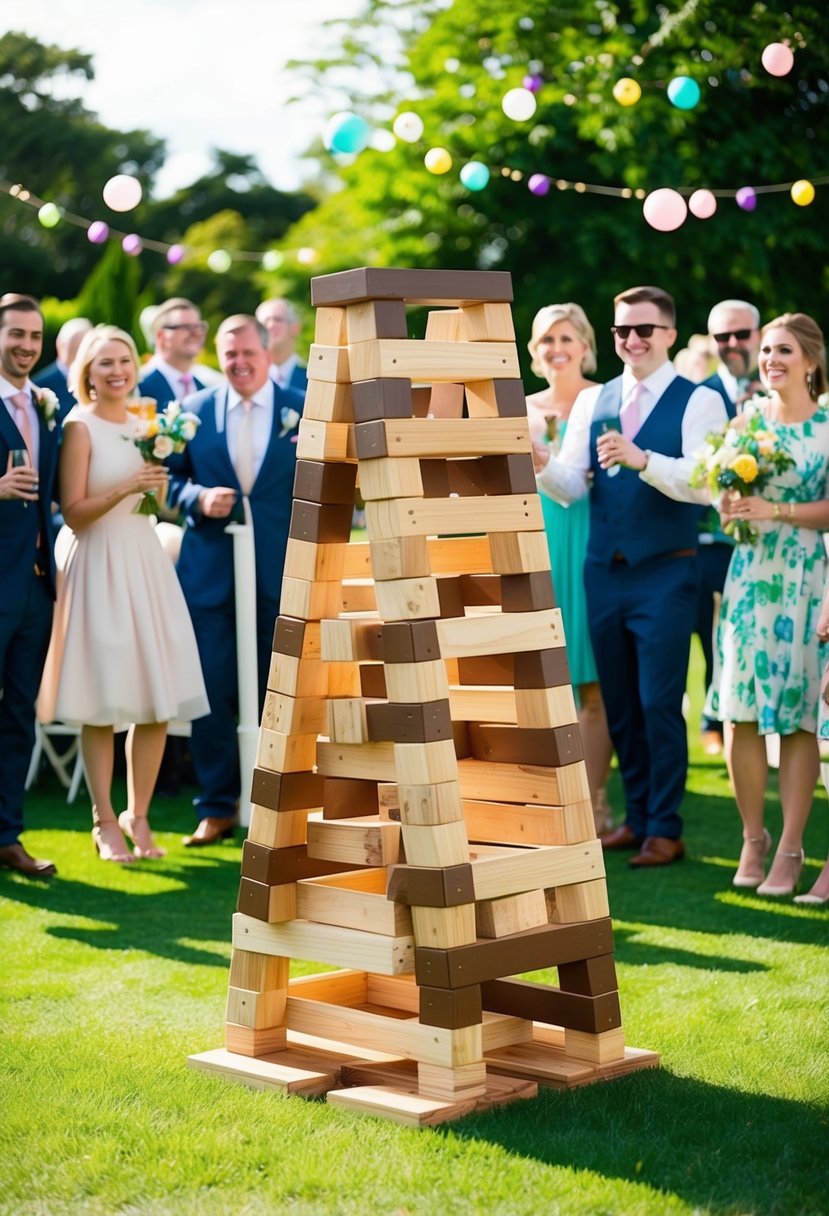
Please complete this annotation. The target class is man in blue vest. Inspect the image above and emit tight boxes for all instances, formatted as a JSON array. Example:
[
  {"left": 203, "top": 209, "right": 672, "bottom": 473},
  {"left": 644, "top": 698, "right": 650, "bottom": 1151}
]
[
  {"left": 695, "top": 300, "right": 762, "bottom": 756},
  {"left": 536, "top": 286, "right": 726, "bottom": 867}
]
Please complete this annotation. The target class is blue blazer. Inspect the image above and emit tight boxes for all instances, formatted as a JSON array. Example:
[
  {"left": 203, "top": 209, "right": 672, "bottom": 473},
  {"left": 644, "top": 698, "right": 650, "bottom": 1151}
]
[
  {"left": 34, "top": 363, "right": 76, "bottom": 422},
  {"left": 168, "top": 381, "right": 303, "bottom": 612},
  {"left": 288, "top": 363, "right": 307, "bottom": 395},
  {"left": 702, "top": 373, "right": 736, "bottom": 420},
  {"left": 138, "top": 367, "right": 205, "bottom": 409},
  {"left": 0, "top": 393, "right": 59, "bottom": 608}
]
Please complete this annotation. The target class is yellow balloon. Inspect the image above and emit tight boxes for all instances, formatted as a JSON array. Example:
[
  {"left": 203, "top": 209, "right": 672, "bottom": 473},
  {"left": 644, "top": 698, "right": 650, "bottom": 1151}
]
[
  {"left": 424, "top": 147, "right": 452, "bottom": 175},
  {"left": 613, "top": 77, "right": 642, "bottom": 107},
  {"left": 791, "top": 179, "right": 815, "bottom": 207}
]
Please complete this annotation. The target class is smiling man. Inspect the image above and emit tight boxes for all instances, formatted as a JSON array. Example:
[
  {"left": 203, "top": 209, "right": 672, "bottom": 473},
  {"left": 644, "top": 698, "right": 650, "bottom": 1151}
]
[
  {"left": 167, "top": 315, "right": 304, "bottom": 846},
  {"left": 534, "top": 286, "right": 726, "bottom": 868},
  {"left": 139, "top": 297, "right": 209, "bottom": 406}
]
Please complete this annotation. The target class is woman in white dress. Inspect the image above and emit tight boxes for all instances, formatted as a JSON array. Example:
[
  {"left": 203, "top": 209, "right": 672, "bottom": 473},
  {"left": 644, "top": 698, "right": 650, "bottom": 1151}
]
[{"left": 40, "top": 326, "right": 208, "bottom": 862}]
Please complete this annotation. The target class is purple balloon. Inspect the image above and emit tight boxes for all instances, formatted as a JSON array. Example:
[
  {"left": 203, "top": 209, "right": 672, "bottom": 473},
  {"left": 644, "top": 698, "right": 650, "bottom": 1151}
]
[
  {"left": 736, "top": 186, "right": 757, "bottom": 212},
  {"left": 122, "top": 233, "right": 142, "bottom": 255},
  {"left": 522, "top": 73, "right": 543, "bottom": 93},
  {"left": 166, "top": 243, "right": 185, "bottom": 265},
  {"left": 528, "top": 173, "right": 551, "bottom": 197},
  {"left": 87, "top": 220, "right": 109, "bottom": 244}
]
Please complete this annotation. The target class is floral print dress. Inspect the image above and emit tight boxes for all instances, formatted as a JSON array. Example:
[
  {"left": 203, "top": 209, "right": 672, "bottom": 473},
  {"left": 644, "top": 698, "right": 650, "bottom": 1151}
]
[{"left": 706, "top": 401, "right": 829, "bottom": 736}]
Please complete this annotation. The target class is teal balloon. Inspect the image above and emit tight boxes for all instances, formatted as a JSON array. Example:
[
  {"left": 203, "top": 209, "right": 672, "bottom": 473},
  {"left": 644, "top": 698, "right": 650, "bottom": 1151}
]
[
  {"left": 667, "top": 76, "right": 701, "bottom": 110},
  {"left": 326, "top": 112, "right": 370, "bottom": 155},
  {"left": 460, "top": 161, "right": 490, "bottom": 191}
]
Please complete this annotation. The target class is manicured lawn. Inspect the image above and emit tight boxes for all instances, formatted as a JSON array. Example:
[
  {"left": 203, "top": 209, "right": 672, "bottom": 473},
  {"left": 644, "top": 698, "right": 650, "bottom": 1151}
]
[{"left": 3, "top": 645, "right": 828, "bottom": 1215}]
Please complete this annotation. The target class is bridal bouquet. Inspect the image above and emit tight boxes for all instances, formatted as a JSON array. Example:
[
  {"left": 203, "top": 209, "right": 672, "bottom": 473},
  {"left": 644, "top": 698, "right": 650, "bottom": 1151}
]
[
  {"left": 690, "top": 398, "right": 795, "bottom": 543},
  {"left": 128, "top": 398, "right": 200, "bottom": 515}
]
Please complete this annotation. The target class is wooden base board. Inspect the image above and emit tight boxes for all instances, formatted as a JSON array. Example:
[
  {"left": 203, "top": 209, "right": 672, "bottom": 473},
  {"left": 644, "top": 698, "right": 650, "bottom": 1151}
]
[
  {"left": 329, "top": 1063, "right": 537, "bottom": 1126},
  {"left": 484, "top": 1037, "right": 659, "bottom": 1090}
]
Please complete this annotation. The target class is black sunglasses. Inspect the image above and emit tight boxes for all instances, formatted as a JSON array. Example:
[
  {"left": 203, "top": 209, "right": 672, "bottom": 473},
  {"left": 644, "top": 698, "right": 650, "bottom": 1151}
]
[
  {"left": 611, "top": 324, "right": 671, "bottom": 339},
  {"left": 162, "top": 322, "right": 208, "bottom": 333},
  {"left": 712, "top": 329, "right": 754, "bottom": 343}
]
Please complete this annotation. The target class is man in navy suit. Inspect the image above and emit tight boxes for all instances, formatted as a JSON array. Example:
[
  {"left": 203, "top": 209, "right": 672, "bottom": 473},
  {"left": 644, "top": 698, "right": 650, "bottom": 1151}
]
[
  {"left": 169, "top": 314, "right": 303, "bottom": 846},
  {"left": 139, "top": 298, "right": 208, "bottom": 407},
  {"left": 255, "top": 298, "right": 307, "bottom": 396},
  {"left": 695, "top": 300, "right": 762, "bottom": 756},
  {"left": 536, "top": 286, "right": 726, "bottom": 867},
  {"left": 0, "top": 294, "right": 61, "bottom": 877},
  {"left": 34, "top": 316, "right": 92, "bottom": 420}
]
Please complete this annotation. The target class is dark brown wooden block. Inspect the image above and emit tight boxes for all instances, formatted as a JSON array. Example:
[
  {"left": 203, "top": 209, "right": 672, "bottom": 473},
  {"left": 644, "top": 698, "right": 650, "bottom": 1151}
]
[
  {"left": 241, "top": 840, "right": 364, "bottom": 885},
  {"left": 367, "top": 699, "right": 453, "bottom": 744},
  {"left": 478, "top": 453, "right": 538, "bottom": 495},
  {"left": 352, "top": 377, "right": 414, "bottom": 422},
  {"left": 359, "top": 663, "right": 387, "bottom": 699},
  {"left": 293, "top": 460, "right": 358, "bottom": 505},
  {"left": 513, "top": 648, "right": 572, "bottom": 690},
  {"left": 447, "top": 459, "right": 488, "bottom": 497},
  {"left": 456, "top": 654, "right": 514, "bottom": 686},
  {"left": 311, "top": 267, "right": 513, "bottom": 307},
  {"left": 354, "top": 420, "right": 390, "bottom": 460},
  {"left": 419, "top": 984, "right": 483, "bottom": 1030},
  {"left": 323, "top": 777, "right": 380, "bottom": 820},
  {"left": 250, "top": 767, "right": 325, "bottom": 812},
  {"left": 382, "top": 620, "right": 441, "bottom": 664},
  {"left": 412, "top": 386, "right": 432, "bottom": 417},
  {"left": 436, "top": 577, "right": 465, "bottom": 619},
  {"left": 352, "top": 299, "right": 409, "bottom": 339},
  {"left": 453, "top": 720, "right": 471, "bottom": 758},
  {"left": 387, "top": 863, "right": 475, "bottom": 908},
  {"left": 272, "top": 615, "right": 312, "bottom": 657},
  {"left": 477, "top": 379, "right": 528, "bottom": 418},
  {"left": 236, "top": 877, "right": 281, "bottom": 921},
  {"left": 419, "top": 460, "right": 451, "bottom": 498},
  {"left": 289, "top": 500, "right": 354, "bottom": 544},
  {"left": 500, "top": 572, "right": 556, "bottom": 613},
  {"left": 459, "top": 574, "right": 501, "bottom": 608},
  {"left": 480, "top": 978, "right": 622, "bottom": 1034},
  {"left": 557, "top": 954, "right": 619, "bottom": 997},
  {"left": 414, "top": 919, "right": 614, "bottom": 989},
  {"left": 468, "top": 723, "right": 583, "bottom": 767}
]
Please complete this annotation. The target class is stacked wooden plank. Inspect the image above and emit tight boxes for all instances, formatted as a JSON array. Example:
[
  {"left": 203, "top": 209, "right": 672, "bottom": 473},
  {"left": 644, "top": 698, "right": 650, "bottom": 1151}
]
[{"left": 189, "top": 267, "right": 658, "bottom": 1125}]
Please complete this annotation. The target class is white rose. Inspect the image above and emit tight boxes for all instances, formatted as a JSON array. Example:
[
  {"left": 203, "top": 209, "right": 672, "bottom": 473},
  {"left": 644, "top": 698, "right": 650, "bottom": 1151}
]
[
  {"left": 180, "top": 419, "right": 197, "bottom": 441},
  {"left": 166, "top": 400, "right": 181, "bottom": 419},
  {"left": 153, "top": 435, "right": 175, "bottom": 459}
]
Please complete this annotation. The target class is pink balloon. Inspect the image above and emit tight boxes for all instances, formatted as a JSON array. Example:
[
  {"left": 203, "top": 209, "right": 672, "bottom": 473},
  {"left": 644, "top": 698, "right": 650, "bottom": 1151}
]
[
  {"left": 122, "top": 233, "right": 142, "bottom": 256},
  {"left": 166, "top": 244, "right": 185, "bottom": 265},
  {"left": 642, "top": 188, "right": 687, "bottom": 232},
  {"left": 87, "top": 220, "right": 109, "bottom": 244},
  {"left": 689, "top": 189, "right": 717, "bottom": 219},
  {"left": 761, "top": 42, "right": 794, "bottom": 77}
]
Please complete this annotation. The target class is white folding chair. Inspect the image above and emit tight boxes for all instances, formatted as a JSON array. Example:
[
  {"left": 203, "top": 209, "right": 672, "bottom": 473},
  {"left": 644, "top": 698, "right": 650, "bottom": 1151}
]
[{"left": 26, "top": 721, "right": 88, "bottom": 802}]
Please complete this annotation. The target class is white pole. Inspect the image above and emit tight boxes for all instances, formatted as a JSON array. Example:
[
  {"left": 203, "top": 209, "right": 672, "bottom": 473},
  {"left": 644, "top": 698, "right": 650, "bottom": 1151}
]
[{"left": 226, "top": 496, "right": 258, "bottom": 829}]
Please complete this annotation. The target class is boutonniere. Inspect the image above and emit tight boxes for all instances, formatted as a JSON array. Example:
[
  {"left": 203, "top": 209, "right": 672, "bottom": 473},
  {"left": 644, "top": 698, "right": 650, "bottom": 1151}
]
[
  {"left": 34, "top": 386, "right": 59, "bottom": 430},
  {"left": 279, "top": 406, "right": 300, "bottom": 439}
]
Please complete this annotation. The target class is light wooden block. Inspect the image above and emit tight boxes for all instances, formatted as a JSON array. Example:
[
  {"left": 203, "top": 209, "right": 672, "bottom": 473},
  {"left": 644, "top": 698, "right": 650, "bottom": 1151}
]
[
  {"left": 256, "top": 728, "right": 318, "bottom": 774},
  {"left": 463, "top": 799, "right": 595, "bottom": 847},
  {"left": 365, "top": 418, "right": 531, "bottom": 458},
  {"left": 469, "top": 840, "right": 604, "bottom": 902},
  {"left": 366, "top": 494, "right": 542, "bottom": 540},
  {"left": 190, "top": 1046, "right": 344, "bottom": 1094},
  {"left": 358, "top": 456, "right": 424, "bottom": 501},
  {"left": 550, "top": 878, "right": 611, "bottom": 924},
  {"left": 297, "top": 869, "right": 413, "bottom": 937},
  {"left": 306, "top": 815, "right": 402, "bottom": 866},
  {"left": 328, "top": 698, "right": 370, "bottom": 744},
  {"left": 563, "top": 1027, "right": 626, "bottom": 1065},
  {"left": 348, "top": 339, "right": 520, "bottom": 383},
  {"left": 226, "top": 986, "right": 287, "bottom": 1030},
  {"left": 302, "top": 378, "right": 354, "bottom": 423},
  {"left": 365, "top": 973, "right": 419, "bottom": 1013},
  {"left": 375, "top": 576, "right": 441, "bottom": 622},
  {"left": 327, "top": 662, "right": 363, "bottom": 697},
  {"left": 393, "top": 739, "right": 459, "bottom": 786},
  {"left": 341, "top": 542, "right": 374, "bottom": 578},
  {"left": 411, "top": 903, "right": 478, "bottom": 949},
  {"left": 464, "top": 379, "right": 510, "bottom": 419},
  {"left": 400, "top": 819, "right": 470, "bottom": 867},
  {"left": 248, "top": 806, "right": 309, "bottom": 848},
  {"left": 288, "top": 969, "right": 368, "bottom": 1006},
  {"left": 514, "top": 686, "right": 579, "bottom": 729},
  {"left": 397, "top": 780, "right": 464, "bottom": 826},
  {"left": 229, "top": 949, "right": 289, "bottom": 992},
  {"left": 340, "top": 581, "right": 377, "bottom": 614},
  {"left": 421, "top": 536, "right": 491, "bottom": 576},
  {"left": 424, "top": 309, "right": 462, "bottom": 341},
  {"left": 262, "top": 691, "right": 328, "bottom": 736},
  {"left": 449, "top": 685, "right": 518, "bottom": 723},
  {"left": 383, "top": 660, "right": 451, "bottom": 703},
  {"left": 316, "top": 740, "right": 397, "bottom": 782},
  {"left": 475, "top": 889, "right": 549, "bottom": 939},
  {"left": 233, "top": 912, "right": 415, "bottom": 976},
  {"left": 282, "top": 539, "right": 347, "bottom": 584},
  {"left": 417, "top": 1061, "right": 487, "bottom": 1100},
  {"left": 368, "top": 536, "right": 431, "bottom": 580},
  {"left": 307, "top": 342, "right": 351, "bottom": 383},
  {"left": 295, "top": 418, "right": 355, "bottom": 463},
  {"left": 279, "top": 577, "right": 342, "bottom": 621},
  {"left": 377, "top": 782, "right": 400, "bottom": 820},
  {"left": 459, "top": 302, "right": 516, "bottom": 342},
  {"left": 223, "top": 1024, "right": 288, "bottom": 1058},
  {"left": 488, "top": 529, "right": 552, "bottom": 574},
  {"left": 458, "top": 758, "right": 591, "bottom": 807},
  {"left": 436, "top": 607, "right": 564, "bottom": 660},
  {"left": 313, "top": 306, "right": 348, "bottom": 346},
  {"left": 320, "top": 617, "right": 384, "bottom": 663}
]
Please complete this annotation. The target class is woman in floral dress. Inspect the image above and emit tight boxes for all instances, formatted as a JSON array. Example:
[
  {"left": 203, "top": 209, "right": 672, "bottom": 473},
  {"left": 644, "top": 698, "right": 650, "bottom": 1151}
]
[{"left": 707, "top": 313, "right": 829, "bottom": 896}]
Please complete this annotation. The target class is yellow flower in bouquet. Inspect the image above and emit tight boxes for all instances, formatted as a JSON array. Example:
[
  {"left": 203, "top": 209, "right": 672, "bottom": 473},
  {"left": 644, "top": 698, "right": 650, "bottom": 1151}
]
[
  {"left": 126, "top": 398, "right": 201, "bottom": 516},
  {"left": 728, "top": 453, "right": 758, "bottom": 483}
]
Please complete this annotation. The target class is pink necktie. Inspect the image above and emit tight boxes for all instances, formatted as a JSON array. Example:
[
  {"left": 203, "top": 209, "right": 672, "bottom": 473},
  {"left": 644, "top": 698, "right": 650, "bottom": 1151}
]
[
  {"left": 180, "top": 374, "right": 192, "bottom": 399},
  {"left": 11, "top": 390, "right": 35, "bottom": 464},
  {"left": 621, "top": 382, "right": 645, "bottom": 440}
]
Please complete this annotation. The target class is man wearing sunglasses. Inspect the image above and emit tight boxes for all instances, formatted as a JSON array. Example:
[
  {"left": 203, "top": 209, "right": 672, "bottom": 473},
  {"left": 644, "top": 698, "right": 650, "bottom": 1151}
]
[
  {"left": 694, "top": 300, "right": 762, "bottom": 757},
  {"left": 139, "top": 297, "right": 209, "bottom": 407},
  {"left": 535, "top": 285, "right": 726, "bottom": 868}
]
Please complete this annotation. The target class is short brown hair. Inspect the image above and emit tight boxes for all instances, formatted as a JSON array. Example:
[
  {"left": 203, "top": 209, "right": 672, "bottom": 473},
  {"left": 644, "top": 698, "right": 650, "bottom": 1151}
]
[
  {"left": 152, "top": 297, "right": 200, "bottom": 338},
  {"left": 614, "top": 285, "right": 676, "bottom": 326},
  {"left": 216, "top": 314, "right": 268, "bottom": 348},
  {"left": 762, "top": 312, "right": 827, "bottom": 400},
  {"left": 0, "top": 293, "right": 42, "bottom": 330}
]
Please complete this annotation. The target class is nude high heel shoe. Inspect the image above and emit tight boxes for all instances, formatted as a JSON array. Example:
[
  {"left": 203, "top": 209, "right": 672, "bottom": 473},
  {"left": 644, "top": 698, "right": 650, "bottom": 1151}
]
[
  {"left": 756, "top": 848, "right": 804, "bottom": 897},
  {"left": 732, "top": 828, "right": 772, "bottom": 889}
]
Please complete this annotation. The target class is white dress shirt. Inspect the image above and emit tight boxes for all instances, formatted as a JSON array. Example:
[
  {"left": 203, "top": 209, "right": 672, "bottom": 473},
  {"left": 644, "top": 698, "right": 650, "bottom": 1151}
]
[
  {"left": 537, "top": 361, "right": 727, "bottom": 507},
  {"left": 268, "top": 355, "right": 299, "bottom": 388},
  {"left": 224, "top": 382, "right": 274, "bottom": 487},
  {"left": 1, "top": 374, "right": 40, "bottom": 468},
  {"left": 714, "top": 363, "right": 748, "bottom": 406},
  {"left": 148, "top": 357, "right": 199, "bottom": 402}
]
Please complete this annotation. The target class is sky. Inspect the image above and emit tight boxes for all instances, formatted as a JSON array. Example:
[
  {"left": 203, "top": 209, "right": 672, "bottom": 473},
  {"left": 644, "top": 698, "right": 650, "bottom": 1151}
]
[{"left": 10, "top": 0, "right": 367, "bottom": 197}]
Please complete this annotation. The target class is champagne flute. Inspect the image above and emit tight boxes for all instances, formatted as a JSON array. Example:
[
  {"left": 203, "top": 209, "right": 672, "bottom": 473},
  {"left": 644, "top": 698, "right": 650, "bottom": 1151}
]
[
  {"left": 9, "top": 448, "right": 31, "bottom": 507},
  {"left": 599, "top": 420, "right": 622, "bottom": 478}
]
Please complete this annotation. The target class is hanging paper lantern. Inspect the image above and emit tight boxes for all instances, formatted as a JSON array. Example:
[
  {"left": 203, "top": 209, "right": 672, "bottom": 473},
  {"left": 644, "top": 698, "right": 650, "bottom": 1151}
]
[
  {"left": 37, "top": 202, "right": 61, "bottom": 228},
  {"left": 528, "top": 174, "right": 551, "bottom": 197},
  {"left": 207, "top": 249, "right": 232, "bottom": 273},
  {"left": 501, "top": 87, "right": 537, "bottom": 121},
  {"left": 424, "top": 147, "right": 453, "bottom": 174},
  {"left": 87, "top": 220, "right": 109, "bottom": 244},
  {"left": 790, "top": 179, "right": 815, "bottom": 206},
  {"left": 459, "top": 161, "right": 490, "bottom": 191},
  {"left": 324, "top": 112, "right": 371, "bottom": 156},
  {"left": 166, "top": 244, "right": 185, "bottom": 265},
  {"left": 667, "top": 76, "right": 701, "bottom": 110},
  {"left": 736, "top": 186, "right": 757, "bottom": 212},
  {"left": 121, "top": 233, "right": 142, "bottom": 256},
  {"left": 262, "top": 249, "right": 284, "bottom": 271},
  {"left": 688, "top": 189, "right": 717, "bottom": 219},
  {"left": 761, "top": 42, "right": 794, "bottom": 77},
  {"left": 642, "top": 188, "right": 687, "bottom": 232},
  {"left": 613, "top": 77, "right": 642, "bottom": 107},
  {"left": 522, "top": 74, "right": 543, "bottom": 93},
  {"left": 296, "top": 247, "right": 320, "bottom": 266},
  {"left": 103, "top": 174, "right": 143, "bottom": 212},
  {"left": 392, "top": 111, "right": 424, "bottom": 143}
]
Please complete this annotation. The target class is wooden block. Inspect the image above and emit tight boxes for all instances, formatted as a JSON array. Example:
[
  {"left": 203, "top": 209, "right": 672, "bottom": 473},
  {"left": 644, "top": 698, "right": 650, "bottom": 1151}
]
[
  {"left": 564, "top": 1027, "right": 626, "bottom": 1064},
  {"left": 551, "top": 878, "right": 611, "bottom": 924},
  {"left": 307, "top": 342, "right": 351, "bottom": 383},
  {"left": 347, "top": 299, "right": 408, "bottom": 342},
  {"left": 387, "top": 861, "right": 475, "bottom": 907},
  {"left": 341, "top": 542, "right": 374, "bottom": 578},
  {"left": 428, "top": 382, "right": 465, "bottom": 419},
  {"left": 465, "top": 378, "right": 528, "bottom": 418},
  {"left": 500, "top": 571, "right": 556, "bottom": 612},
  {"left": 368, "top": 536, "right": 430, "bottom": 581},
  {"left": 481, "top": 979, "right": 621, "bottom": 1035},
  {"left": 327, "top": 661, "right": 363, "bottom": 697},
  {"left": 424, "top": 308, "right": 462, "bottom": 341},
  {"left": 295, "top": 418, "right": 355, "bottom": 463},
  {"left": 248, "top": 806, "right": 308, "bottom": 849},
  {"left": 489, "top": 529, "right": 552, "bottom": 574},
  {"left": 515, "top": 686, "right": 579, "bottom": 729},
  {"left": 383, "top": 659, "right": 449, "bottom": 703},
  {"left": 436, "top": 608, "right": 563, "bottom": 660},
  {"left": 320, "top": 618, "right": 384, "bottom": 663},
  {"left": 306, "top": 815, "right": 402, "bottom": 866},
  {"left": 227, "top": 986, "right": 287, "bottom": 1030},
  {"left": 323, "top": 776, "right": 379, "bottom": 819},
  {"left": 374, "top": 576, "right": 441, "bottom": 621},
  {"left": 557, "top": 954, "right": 618, "bottom": 997},
  {"left": 352, "top": 377, "right": 414, "bottom": 422},
  {"left": 289, "top": 969, "right": 369, "bottom": 1005},
  {"left": 293, "top": 459, "right": 357, "bottom": 504},
  {"left": 455, "top": 654, "right": 514, "bottom": 685},
  {"left": 471, "top": 840, "right": 604, "bottom": 902},
  {"left": 256, "top": 729, "right": 318, "bottom": 773},
  {"left": 468, "top": 723, "right": 583, "bottom": 768},
  {"left": 302, "top": 378, "right": 354, "bottom": 423},
  {"left": 417, "top": 1061, "right": 487, "bottom": 1100},
  {"left": 233, "top": 912, "right": 415, "bottom": 976},
  {"left": 358, "top": 456, "right": 424, "bottom": 501},
  {"left": 279, "top": 577, "right": 341, "bottom": 621},
  {"left": 415, "top": 918, "right": 615, "bottom": 990},
  {"left": 289, "top": 500, "right": 354, "bottom": 545},
  {"left": 316, "top": 740, "right": 397, "bottom": 782},
  {"left": 393, "top": 739, "right": 459, "bottom": 786},
  {"left": 272, "top": 616, "right": 321, "bottom": 659},
  {"left": 463, "top": 799, "right": 595, "bottom": 847},
  {"left": 282, "top": 539, "right": 347, "bottom": 583},
  {"left": 512, "top": 648, "right": 573, "bottom": 689},
  {"left": 222, "top": 1025, "right": 288, "bottom": 1058},
  {"left": 476, "top": 889, "right": 549, "bottom": 938},
  {"left": 311, "top": 267, "right": 513, "bottom": 308},
  {"left": 241, "top": 840, "right": 365, "bottom": 884},
  {"left": 426, "top": 535, "right": 493, "bottom": 575},
  {"left": 339, "top": 581, "right": 377, "bottom": 614},
  {"left": 411, "top": 904, "right": 478, "bottom": 949},
  {"left": 381, "top": 620, "right": 440, "bottom": 663},
  {"left": 368, "top": 494, "right": 542, "bottom": 540},
  {"left": 249, "top": 769, "right": 324, "bottom": 814},
  {"left": 229, "top": 949, "right": 289, "bottom": 992},
  {"left": 478, "top": 453, "right": 538, "bottom": 496},
  {"left": 327, "top": 698, "right": 370, "bottom": 745},
  {"left": 459, "top": 758, "right": 587, "bottom": 806},
  {"left": 349, "top": 339, "right": 519, "bottom": 383},
  {"left": 419, "top": 985, "right": 483, "bottom": 1029},
  {"left": 367, "top": 700, "right": 453, "bottom": 744},
  {"left": 262, "top": 691, "right": 327, "bottom": 736},
  {"left": 354, "top": 417, "right": 531, "bottom": 460},
  {"left": 400, "top": 819, "right": 469, "bottom": 867},
  {"left": 296, "top": 868, "right": 412, "bottom": 936},
  {"left": 396, "top": 780, "right": 464, "bottom": 826},
  {"left": 313, "top": 305, "right": 348, "bottom": 346},
  {"left": 236, "top": 877, "right": 297, "bottom": 923},
  {"left": 359, "top": 663, "right": 387, "bottom": 699},
  {"left": 458, "top": 302, "right": 515, "bottom": 342},
  {"left": 449, "top": 685, "right": 517, "bottom": 724},
  {"left": 377, "top": 782, "right": 400, "bottom": 820}
]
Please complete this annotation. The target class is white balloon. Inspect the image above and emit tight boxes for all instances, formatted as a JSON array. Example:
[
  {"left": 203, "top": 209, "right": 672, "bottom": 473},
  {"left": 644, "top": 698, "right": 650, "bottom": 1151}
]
[
  {"left": 501, "top": 87, "right": 537, "bottom": 121},
  {"left": 103, "top": 174, "right": 142, "bottom": 212},
  {"left": 392, "top": 111, "right": 424, "bottom": 143}
]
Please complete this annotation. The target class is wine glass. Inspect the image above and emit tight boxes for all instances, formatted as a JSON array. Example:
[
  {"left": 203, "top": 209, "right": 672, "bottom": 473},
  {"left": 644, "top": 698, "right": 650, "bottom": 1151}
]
[
  {"left": 9, "top": 449, "right": 31, "bottom": 506},
  {"left": 599, "top": 420, "right": 622, "bottom": 478}
]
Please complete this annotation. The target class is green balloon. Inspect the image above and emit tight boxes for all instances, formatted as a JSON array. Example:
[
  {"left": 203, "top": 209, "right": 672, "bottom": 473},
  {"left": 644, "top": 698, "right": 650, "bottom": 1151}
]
[{"left": 38, "top": 202, "right": 61, "bottom": 228}]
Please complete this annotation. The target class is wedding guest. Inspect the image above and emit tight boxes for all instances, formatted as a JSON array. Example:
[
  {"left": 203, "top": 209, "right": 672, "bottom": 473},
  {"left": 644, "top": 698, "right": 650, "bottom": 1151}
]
[
  {"left": 673, "top": 334, "right": 717, "bottom": 384},
  {"left": 139, "top": 298, "right": 209, "bottom": 406},
  {"left": 168, "top": 315, "right": 303, "bottom": 846},
  {"left": 535, "top": 286, "right": 726, "bottom": 868},
  {"left": 39, "top": 326, "right": 208, "bottom": 862},
  {"left": 707, "top": 312, "right": 829, "bottom": 896},
  {"left": 527, "top": 303, "right": 614, "bottom": 834},
  {"left": 34, "top": 316, "right": 92, "bottom": 419},
  {"left": 0, "top": 293, "right": 60, "bottom": 878},
  {"left": 255, "top": 298, "right": 307, "bottom": 394}
]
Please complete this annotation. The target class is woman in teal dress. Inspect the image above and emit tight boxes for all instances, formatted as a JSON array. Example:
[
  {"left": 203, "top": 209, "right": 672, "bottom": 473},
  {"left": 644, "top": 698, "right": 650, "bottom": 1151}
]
[
  {"left": 527, "top": 303, "right": 613, "bottom": 833},
  {"left": 706, "top": 313, "right": 829, "bottom": 897}
]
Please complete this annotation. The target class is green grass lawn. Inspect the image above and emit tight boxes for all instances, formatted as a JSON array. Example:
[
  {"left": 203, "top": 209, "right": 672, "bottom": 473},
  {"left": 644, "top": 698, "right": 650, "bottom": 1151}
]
[{"left": 3, "top": 642, "right": 828, "bottom": 1216}]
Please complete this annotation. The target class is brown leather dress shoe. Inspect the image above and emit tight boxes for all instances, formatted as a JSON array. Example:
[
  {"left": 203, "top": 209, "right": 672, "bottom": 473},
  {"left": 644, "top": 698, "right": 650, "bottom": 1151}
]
[
  {"left": 0, "top": 841, "right": 57, "bottom": 878},
  {"left": 182, "top": 816, "right": 238, "bottom": 847},
  {"left": 598, "top": 824, "right": 643, "bottom": 851},
  {"left": 629, "top": 836, "right": 686, "bottom": 867}
]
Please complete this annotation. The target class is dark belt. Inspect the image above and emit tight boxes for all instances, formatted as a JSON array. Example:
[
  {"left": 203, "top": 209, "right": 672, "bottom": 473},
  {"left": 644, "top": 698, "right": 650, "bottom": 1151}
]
[{"left": 612, "top": 548, "right": 697, "bottom": 564}]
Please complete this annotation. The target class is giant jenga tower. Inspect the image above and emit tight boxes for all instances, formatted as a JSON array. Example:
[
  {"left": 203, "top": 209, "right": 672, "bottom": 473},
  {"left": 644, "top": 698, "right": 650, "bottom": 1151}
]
[{"left": 189, "top": 268, "right": 657, "bottom": 1126}]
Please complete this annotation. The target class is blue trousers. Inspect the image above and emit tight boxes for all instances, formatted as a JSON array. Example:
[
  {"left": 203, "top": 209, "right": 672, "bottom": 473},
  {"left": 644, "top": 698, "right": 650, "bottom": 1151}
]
[
  {"left": 695, "top": 542, "right": 733, "bottom": 733},
  {"left": 585, "top": 552, "right": 699, "bottom": 841}
]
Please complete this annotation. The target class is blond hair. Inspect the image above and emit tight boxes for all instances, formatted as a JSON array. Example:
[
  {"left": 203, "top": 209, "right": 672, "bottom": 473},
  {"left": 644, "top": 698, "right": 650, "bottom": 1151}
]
[
  {"left": 763, "top": 312, "right": 827, "bottom": 400},
  {"left": 528, "top": 303, "right": 597, "bottom": 377},
  {"left": 69, "top": 325, "right": 140, "bottom": 405}
]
